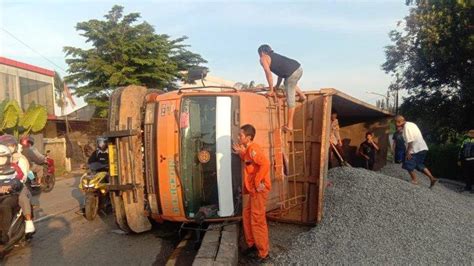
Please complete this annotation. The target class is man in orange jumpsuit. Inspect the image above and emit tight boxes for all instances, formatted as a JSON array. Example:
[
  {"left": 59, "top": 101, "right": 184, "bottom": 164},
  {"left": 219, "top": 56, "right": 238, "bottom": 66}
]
[{"left": 232, "top": 124, "right": 271, "bottom": 261}]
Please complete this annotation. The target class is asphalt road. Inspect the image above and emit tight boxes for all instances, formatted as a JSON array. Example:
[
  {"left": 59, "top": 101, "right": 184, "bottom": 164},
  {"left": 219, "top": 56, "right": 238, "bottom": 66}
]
[{"left": 1, "top": 175, "right": 177, "bottom": 266}]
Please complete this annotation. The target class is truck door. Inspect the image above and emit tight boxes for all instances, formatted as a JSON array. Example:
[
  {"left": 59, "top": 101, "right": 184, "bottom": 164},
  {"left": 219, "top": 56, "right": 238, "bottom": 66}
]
[{"left": 156, "top": 99, "right": 186, "bottom": 218}]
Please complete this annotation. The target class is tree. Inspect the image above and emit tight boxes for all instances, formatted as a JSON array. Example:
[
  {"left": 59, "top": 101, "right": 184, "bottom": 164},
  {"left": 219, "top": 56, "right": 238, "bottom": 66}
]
[
  {"left": 382, "top": 0, "right": 473, "bottom": 142},
  {"left": 64, "top": 5, "right": 206, "bottom": 117},
  {"left": 54, "top": 71, "right": 73, "bottom": 135}
]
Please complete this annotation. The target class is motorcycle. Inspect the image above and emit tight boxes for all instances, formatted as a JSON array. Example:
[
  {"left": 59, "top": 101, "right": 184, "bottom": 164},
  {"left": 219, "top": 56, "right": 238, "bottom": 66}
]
[
  {"left": 26, "top": 150, "right": 55, "bottom": 195},
  {"left": 79, "top": 162, "right": 110, "bottom": 221},
  {"left": 0, "top": 193, "right": 32, "bottom": 259}
]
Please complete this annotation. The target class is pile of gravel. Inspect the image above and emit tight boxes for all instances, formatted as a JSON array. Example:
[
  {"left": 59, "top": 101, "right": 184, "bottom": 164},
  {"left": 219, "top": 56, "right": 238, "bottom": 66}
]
[{"left": 275, "top": 166, "right": 474, "bottom": 264}]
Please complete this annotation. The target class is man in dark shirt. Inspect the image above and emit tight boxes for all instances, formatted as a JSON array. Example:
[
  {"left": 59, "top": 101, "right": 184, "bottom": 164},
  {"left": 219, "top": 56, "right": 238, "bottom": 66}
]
[
  {"left": 359, "top": 132, "right": 379, "bottom": 170},
  {"left": 258, "top": 44, "right": 306, "bottom": 132},
  {"left": 392, "top": 126, "right": 406, "bottom": 163},
  {"left": 88, "top": 137, "right": 109, "bottom": 168}
]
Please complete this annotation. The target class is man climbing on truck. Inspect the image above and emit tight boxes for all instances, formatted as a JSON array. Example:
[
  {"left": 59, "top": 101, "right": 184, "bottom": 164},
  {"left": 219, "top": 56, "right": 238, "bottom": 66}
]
[
  {"left": 232, "top": 124, "right": 271, "bottom": 262},
  {"left": 258, "top": 44, "right": 306, "bottom": 132}
]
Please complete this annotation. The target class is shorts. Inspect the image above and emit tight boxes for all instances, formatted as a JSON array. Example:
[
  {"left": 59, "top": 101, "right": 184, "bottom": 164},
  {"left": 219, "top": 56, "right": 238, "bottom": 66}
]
[
  {"left": 394, "top": 149, "right": 405, "bottom": 164},
  {"left": 402, "top": 150, "right": 427, "bottom": 172},
  {"left": 284, "top": 66, "right": 303, "bottom": 108}
]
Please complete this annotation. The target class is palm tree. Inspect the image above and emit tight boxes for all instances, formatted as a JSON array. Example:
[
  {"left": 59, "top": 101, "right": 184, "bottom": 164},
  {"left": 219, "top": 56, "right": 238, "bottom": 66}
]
[{"left": 54, "top": 71, "right": 71, "bottom": 134}]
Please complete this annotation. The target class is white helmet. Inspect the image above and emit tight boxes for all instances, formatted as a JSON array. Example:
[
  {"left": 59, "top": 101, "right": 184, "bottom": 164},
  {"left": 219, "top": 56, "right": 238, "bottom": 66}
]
[{"left": 0, "top": 144, "right": 12, "bottom": 172}]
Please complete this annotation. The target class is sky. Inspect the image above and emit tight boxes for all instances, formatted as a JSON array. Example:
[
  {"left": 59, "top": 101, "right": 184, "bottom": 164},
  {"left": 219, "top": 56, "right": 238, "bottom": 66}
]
[{"left": 0, "top": 0, "right": 410, "bottom": 109}]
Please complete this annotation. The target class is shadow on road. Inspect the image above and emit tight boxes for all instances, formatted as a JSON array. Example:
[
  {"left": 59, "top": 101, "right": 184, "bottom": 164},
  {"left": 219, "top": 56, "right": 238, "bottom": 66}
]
[
  {"left": 70, "top": 174, "right": 84, "bottom": 209},
  {"left": 31, "top": 216, "right": 72, "bottom": 266},
  {"left": 152, "top": 221, "right": 182, "bottom": 265}
]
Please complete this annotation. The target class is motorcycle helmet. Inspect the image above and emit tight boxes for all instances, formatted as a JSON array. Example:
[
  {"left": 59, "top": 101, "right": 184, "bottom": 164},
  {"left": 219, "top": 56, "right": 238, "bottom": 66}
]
[
  {"left": 0, "top": 134, "right": 19, "bottom": 153},
  {"left": 96, "top": 136, "right": 108, "bottom": 151},
  {"left": 0, "top": 144, "right": 12, "bottom": 173},
  {"left": 20, "top": 135, "right": 34, "bottom": 147}
]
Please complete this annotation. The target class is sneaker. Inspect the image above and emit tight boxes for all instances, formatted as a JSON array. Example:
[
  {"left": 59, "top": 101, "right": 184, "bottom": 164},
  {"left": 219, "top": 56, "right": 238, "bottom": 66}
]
[
  {"left": 25, "top": 220, "right": 35, "bottom": 234},
  {"left": 30, "top": 182, "right": 41, "bottom": 187}
]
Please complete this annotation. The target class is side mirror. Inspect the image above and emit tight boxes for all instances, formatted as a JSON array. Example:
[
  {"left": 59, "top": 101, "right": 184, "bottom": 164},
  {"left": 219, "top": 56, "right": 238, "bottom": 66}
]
[{"left": 187, "top": 67, "right": 208, "bottom": 86}]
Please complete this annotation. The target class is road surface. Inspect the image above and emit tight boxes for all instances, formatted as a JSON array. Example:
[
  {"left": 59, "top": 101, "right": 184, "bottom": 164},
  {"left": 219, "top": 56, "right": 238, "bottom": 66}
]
[{"left": 1, "top": 174, "right": 176, "bottom": 266}]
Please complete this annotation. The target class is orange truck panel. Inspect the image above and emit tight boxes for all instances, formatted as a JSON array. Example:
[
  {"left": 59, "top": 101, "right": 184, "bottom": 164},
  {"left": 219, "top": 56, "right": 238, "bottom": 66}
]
[{"left": 156, "top": 99, "right": 186, "bottom": 217}]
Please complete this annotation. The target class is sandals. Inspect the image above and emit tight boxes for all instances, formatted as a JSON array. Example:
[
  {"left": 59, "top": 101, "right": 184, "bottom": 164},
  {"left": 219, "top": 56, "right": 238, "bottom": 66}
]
[{"left": 430, "top": 179, "right": 438, "bottom": 189}]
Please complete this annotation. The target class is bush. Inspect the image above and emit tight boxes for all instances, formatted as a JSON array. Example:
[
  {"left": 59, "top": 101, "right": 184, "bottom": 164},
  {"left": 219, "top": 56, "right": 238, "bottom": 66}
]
[{"left": 425, "top": 144, "right": 462, "bottom": 180}]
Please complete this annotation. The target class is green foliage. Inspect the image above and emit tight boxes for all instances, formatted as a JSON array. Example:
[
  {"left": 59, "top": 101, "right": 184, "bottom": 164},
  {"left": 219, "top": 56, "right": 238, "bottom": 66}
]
[
  {"left": 383, "top": 0, "right": 473, "bottom": 142},
  {"left": 64, "top": 5, "right": 207, "bottom": 117},
  {"left": 1, "top": 100, "right": 21, "bottom": 129},
  {"left": 19, "top": 104, "right": 48, "bottom": 133},
  {"left": 425, "top": 143, "right": 462, "bottom": 180},
  {"left": 0, "top": 99, "right": 48, "bottom": 137}
]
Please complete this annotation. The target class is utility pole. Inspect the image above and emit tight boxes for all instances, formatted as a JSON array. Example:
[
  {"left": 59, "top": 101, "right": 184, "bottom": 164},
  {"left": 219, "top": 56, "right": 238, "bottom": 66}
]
[{"left": 366, "top": 91, "right": 390, "bottom": 111}]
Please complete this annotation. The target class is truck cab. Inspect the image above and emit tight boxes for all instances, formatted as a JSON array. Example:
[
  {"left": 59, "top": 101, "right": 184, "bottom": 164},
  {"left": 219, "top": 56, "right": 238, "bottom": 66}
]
[{"left": 143, "top": 87, "right": 285, "bottom": 222}]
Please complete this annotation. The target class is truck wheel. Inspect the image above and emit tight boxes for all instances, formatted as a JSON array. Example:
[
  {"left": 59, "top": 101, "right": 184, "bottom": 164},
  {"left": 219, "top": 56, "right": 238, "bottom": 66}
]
[{"left": 85, "top": 192, "right": 99, "bottom": 221}]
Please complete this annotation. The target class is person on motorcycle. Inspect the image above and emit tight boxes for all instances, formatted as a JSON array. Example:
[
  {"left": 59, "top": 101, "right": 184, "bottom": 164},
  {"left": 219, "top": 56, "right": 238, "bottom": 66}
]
[
  {"left": 20, "top": 136, "right": 46, "bottom": 187},
  {"left": 0, "top": 135, "right": 35, "bottom": 233},
  {"left": 88, "top": 137, "right": 109, "bottom": 167},
  {"left": 0, "top": 144, "right": 24, "bottom": 242}
]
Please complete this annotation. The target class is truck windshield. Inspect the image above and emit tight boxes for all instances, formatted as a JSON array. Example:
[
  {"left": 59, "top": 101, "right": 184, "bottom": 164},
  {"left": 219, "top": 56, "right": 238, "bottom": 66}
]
[{"left": 180, "top": 97, "right": 219, "bottom": 218}]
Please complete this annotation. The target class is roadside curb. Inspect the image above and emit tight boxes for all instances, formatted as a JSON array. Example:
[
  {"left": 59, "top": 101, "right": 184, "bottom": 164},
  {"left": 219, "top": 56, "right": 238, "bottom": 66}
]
[{"left": 193, "top": 223, "right": 239, "bottom": 266}]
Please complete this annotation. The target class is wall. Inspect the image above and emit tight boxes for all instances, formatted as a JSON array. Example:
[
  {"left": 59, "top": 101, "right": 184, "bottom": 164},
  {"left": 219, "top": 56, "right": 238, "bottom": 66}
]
[
  {"left": 44, "top": 119, "right": 108, "bottom": 170},
  {"left": 43, "top": 138, "right": 69, "bottom": 175},
  {"left": 0, "top": 62, "right": 55, "bottom": 114},
  {"left": 338, "top": 118, "right": 391, "bottom": 170}
]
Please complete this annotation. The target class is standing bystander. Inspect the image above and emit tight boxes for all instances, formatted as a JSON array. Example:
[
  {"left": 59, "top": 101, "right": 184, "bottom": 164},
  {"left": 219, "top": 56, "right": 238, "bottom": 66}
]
[
  {"left": 395, "top": 115, "right": 438, "bottom": 188},
  {"left": 458, "top": 129, "right": 474, "bottom": 192},
  {"left": 392, "top": 126, "right": 406, "bottom": 163},
  {"left": 232, "top": 124, "right": 271, "bottom": 262},
  {"left": 329, "top": 110, "right": 344, "bottom": 167},
  {"left": 359, "top": 132, "right": 379, "bottom": 170}
]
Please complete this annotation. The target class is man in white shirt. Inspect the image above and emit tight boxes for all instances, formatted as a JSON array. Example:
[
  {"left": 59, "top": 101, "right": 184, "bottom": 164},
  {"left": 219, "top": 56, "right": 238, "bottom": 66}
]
[{"left": 395, "top": 115, "right": 438, "bottom": 188}]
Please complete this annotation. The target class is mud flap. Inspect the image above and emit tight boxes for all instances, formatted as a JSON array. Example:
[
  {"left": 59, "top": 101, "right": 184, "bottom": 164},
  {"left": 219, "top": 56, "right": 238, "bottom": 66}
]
[{"left": 108, "top": 86, "right": 152, "bottom": 233}]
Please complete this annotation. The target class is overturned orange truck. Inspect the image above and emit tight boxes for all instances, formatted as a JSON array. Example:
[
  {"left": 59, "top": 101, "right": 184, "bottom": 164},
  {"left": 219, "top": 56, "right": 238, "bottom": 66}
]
[{"left": 105, "top": 85, "right": 392, "bottom": 233}]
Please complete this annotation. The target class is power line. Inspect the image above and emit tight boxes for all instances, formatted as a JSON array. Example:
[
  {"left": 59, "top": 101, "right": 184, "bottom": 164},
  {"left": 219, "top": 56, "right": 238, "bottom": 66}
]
[{"left": 1, "top": 27, "right": 67, "bottom": 74}]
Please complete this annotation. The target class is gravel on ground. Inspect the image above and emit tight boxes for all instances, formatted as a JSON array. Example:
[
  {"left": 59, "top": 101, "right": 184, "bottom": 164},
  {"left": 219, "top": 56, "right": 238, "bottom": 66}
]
[{"left": 274, "top": 164, "right": 474, "bottom": 265}]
